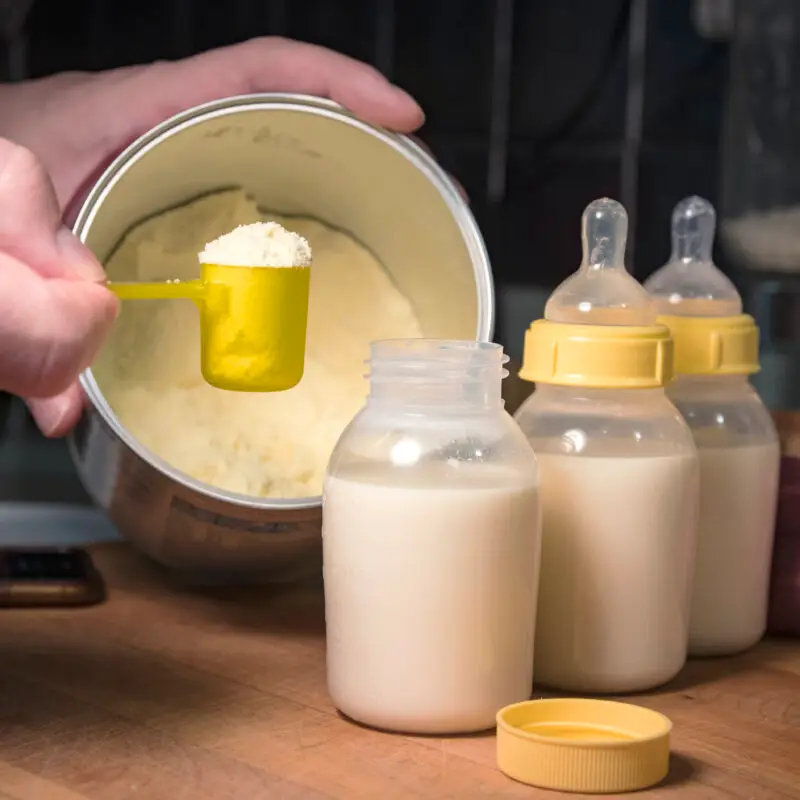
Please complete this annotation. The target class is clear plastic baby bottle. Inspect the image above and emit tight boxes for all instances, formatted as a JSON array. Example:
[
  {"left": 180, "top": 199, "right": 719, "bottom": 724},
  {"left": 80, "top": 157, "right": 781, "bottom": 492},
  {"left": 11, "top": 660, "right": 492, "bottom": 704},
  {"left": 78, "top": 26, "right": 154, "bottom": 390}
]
[
  {"left": 515, "top": 198, "right": 699, "bottom": 694},
  {"left": 322, "top": 340, "right": 541, "bottom": 734},
  {"left": 645, "top": 196, "right": 780, "bottom": 657}
]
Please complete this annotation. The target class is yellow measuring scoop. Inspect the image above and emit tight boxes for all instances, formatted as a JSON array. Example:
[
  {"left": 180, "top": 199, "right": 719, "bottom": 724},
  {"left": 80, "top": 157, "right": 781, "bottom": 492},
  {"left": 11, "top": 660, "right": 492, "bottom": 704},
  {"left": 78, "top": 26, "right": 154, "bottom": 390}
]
[{"left": 106, "top": 261, "right": 311, "bottom": 392}]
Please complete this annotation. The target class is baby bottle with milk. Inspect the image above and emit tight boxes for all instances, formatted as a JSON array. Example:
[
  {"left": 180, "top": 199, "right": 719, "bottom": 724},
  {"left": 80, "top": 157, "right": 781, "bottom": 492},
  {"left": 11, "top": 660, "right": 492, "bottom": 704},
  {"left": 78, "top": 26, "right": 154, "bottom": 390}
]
[
  {"left": 645, "top": 196, "right": 780, "bottom": 657},
  {"left": 322, "top": 339, "right": 542, "bottom": 735},
  {"left": 514, "top": 198, "right": 699, "bottom": 694}
]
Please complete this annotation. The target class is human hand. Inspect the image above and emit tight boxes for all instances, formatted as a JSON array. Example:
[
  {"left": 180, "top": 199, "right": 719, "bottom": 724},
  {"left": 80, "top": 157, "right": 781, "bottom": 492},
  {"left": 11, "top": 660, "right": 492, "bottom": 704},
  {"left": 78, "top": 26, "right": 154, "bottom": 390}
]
[
  {"left": 0, "top": 37, "right": 426, "bottom": 220},
  {"left": 0, "top": 138, "right": 118, "bottom": 436},
  {"left": 0, "top": 37, "right": 457, "bottom": 440}
]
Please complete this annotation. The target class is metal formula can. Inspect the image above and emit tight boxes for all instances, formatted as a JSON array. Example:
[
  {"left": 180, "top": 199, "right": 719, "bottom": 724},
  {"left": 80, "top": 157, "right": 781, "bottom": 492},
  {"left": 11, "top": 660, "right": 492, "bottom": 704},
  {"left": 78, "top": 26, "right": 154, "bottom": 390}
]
[{"left": 69, "top": 94, "right": 493, "bottom": 583}]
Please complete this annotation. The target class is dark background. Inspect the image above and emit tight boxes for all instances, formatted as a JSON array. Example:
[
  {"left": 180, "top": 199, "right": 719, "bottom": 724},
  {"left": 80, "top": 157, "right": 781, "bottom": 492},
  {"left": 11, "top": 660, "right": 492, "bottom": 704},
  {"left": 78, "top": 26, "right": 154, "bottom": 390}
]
[{"left": 4, "top": 0, "right": 729, "bottom": 290}]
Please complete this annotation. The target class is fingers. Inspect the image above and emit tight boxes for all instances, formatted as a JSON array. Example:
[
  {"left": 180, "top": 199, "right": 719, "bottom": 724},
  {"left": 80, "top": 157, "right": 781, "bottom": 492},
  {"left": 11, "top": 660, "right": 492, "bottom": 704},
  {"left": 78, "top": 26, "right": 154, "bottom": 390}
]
[
  {"left": 241, "top": 38, "right": 424, "bottom": 132},
  {"left": 117, "top": 37, "right": 424, "bottom": 141},
  {"left": 0, "top": 138, "right": 106, "bottom": 280},
  {"left": 0, "top": 139, "right": 118, "bottom": 405},
  {"left": 55, "top": 226, "right": 108, "bottom": 280},
  {"left": 0, "top": 256, "right": 118, "bottom": 399},
  {"left": 62, "top": 148, "right": 126, "bottom": 228},
  {"left": 25, "top": 382, "right": 84, "bottom": 438},
  {"left": 2, "top": 39, "right": 426, "bottom": 215},
  {"left": 0, "top": 139, "right": 62, "bottom": 273}
]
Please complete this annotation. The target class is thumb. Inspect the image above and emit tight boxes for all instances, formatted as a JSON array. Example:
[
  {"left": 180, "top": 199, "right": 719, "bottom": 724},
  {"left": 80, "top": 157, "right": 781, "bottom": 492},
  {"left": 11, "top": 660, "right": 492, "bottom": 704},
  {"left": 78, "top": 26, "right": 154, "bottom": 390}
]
[
  {"left": 0, "top": 255, "right": 118, "bottom": 399},
  {"left": 20, "top": 231, "right": 116, "bottom": 437},
  {"left": 0, "top": 138, "right": 106, "bottom": 280},
  {"left": 0, "top": 139, "right": 118, "bottom": 418},
  {"left": 24, "top": 383, "right": 87, "bottom": 439}
]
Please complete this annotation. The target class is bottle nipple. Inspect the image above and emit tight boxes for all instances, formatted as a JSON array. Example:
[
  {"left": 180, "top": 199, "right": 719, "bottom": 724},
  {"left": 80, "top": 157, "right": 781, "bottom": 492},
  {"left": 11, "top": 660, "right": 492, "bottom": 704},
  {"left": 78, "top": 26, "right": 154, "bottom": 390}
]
[
  {"left": 544, "top": 198, "right": 657, "bottom": 325},
  {"left": 644, "top": 196, "right": 742, "bottom": 317}
]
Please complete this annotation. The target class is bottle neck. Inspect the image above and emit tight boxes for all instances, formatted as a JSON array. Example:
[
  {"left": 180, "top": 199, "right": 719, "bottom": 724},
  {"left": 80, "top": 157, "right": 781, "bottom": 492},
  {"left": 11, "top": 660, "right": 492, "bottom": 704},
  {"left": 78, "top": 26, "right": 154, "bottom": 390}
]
[
  {"left": 672, "top": 374, "right": 749, "bottom": 387},
  {"left": 533, "top": 383, "right": 668, "bottom": 406},
  {"left": 667, "top": 373, "right": 754, "bottom": 401},
  {"left": 367, "top": 339, "right": 507, "bottom": 411}
]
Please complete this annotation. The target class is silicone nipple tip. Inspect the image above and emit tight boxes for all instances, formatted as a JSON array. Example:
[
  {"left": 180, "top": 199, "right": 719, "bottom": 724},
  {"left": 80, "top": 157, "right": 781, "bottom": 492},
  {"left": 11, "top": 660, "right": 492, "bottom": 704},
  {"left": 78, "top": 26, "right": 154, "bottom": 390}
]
[
  {"left": 543, "top": 197, "right": 657, "bottom": 325},
  {"left": 583, "top": 197, "right": 628, "bottom": 269},
  {"left": 644, "top": 196, "right": 742, "bottom": 316},
  {"left": 671, "top": 196, "right": 715, "bottom": 263}
]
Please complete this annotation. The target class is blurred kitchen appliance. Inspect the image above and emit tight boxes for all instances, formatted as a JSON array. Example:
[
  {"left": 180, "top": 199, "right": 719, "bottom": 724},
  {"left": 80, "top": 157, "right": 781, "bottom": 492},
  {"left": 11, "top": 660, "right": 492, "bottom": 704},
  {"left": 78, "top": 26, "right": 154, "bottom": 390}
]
[
  {"left": 719, "top": 0, "right": 800, "bottom": 277},
  {"left": 718, "top": 0, "right": 800, "bottom": 411}
]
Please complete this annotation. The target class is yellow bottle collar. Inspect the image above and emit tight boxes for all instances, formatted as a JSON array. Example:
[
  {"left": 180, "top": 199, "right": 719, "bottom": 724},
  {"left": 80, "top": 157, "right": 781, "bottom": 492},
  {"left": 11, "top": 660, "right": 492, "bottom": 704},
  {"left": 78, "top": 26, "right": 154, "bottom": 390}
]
[
  {"left": 657, "top": 313, "right": 760, "bottom": 376},
  {"left": 519, "top": 319, "right": 674, "bottom": 389}
]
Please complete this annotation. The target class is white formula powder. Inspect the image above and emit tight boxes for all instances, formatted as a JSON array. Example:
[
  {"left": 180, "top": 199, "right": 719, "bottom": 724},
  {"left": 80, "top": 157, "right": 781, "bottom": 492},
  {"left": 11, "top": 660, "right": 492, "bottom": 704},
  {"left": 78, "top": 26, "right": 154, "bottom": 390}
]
[
  {"left": 323, "top": 462, "right": 541, "bottom": 734},
  {"left": 93, "top": 189, "right": 422, "bottom": 498},
  {"left": 198, "top": 221, "right": 312, "bottom": 267},
  {"left": 533, "top": 450, "right": 698, "bottom": 694}
]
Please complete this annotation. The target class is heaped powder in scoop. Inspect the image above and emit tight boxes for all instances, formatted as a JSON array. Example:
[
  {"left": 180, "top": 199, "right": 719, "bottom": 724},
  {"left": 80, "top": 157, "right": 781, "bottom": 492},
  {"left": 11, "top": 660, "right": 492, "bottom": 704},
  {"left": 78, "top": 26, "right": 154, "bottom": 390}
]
[{"left": 199, "top": 221, "right": 312, "bottom": 267}]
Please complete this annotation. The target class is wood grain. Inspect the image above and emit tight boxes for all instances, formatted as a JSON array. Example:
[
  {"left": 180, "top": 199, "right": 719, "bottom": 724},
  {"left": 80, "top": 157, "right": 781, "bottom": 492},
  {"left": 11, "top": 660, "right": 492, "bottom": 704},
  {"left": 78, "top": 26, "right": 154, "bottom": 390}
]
[{"left": 0, "top": 544, "right": 797, "bottom": 799}]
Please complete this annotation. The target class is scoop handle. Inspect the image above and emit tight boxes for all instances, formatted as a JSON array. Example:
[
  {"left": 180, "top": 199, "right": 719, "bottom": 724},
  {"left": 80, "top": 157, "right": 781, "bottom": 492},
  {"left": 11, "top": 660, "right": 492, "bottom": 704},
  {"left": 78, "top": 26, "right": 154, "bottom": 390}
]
[{"left": 105, "top": 279, "right": 207, "bottom": 301}]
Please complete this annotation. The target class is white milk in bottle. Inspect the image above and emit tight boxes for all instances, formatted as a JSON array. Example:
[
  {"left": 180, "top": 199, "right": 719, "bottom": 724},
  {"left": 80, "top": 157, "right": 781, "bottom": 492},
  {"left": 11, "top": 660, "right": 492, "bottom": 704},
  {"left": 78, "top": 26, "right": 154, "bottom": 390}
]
[
  {"left": 515, "top": 198, "right": 699, "bottom": 694},
  {"left": 645, "top": 196, "right": 780, "bottom": 656},
  {"left": 323, "top": 340, "right": 541, "bottom": 734}
]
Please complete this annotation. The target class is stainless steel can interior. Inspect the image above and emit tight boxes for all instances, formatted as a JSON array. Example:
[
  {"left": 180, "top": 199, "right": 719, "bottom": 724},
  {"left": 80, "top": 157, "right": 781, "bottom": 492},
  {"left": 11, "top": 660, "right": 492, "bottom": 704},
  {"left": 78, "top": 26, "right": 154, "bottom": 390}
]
[{"left": 69, "top": 93, "right": 494, "bottom": 582}]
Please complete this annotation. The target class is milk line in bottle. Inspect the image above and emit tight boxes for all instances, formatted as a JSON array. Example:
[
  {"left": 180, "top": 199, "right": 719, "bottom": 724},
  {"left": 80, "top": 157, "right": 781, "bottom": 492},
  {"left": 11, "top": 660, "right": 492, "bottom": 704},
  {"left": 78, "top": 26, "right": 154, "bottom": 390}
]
[
  {"left": 515, "top": 198, "right": 699, "bottom": 694},
  {"left": 322, "top": 339, "right": 542, "bottom": 734},
  {"left": 645, "top": 196, "right": 780, "bottom": 657}
]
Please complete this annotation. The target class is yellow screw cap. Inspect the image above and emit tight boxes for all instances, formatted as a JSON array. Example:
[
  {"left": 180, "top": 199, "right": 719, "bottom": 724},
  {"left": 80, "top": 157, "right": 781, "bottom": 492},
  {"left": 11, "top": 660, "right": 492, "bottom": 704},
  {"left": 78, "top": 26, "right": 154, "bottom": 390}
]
[
  {"left": 519, "top": 319, "right": 674, "bottom": 388},
  {"left": 496, "top": 698, "right": 672, "bottom": 793},
  {"left": 657, "top": 313, "right": 760, "bottom": 376}
]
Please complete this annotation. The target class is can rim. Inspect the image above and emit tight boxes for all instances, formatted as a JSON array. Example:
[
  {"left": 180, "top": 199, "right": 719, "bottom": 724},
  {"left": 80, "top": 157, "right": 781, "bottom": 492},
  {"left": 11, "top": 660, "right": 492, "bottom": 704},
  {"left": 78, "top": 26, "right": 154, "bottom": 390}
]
[{"left": 72, "top": 93, "right": 493, "bottom": 510}]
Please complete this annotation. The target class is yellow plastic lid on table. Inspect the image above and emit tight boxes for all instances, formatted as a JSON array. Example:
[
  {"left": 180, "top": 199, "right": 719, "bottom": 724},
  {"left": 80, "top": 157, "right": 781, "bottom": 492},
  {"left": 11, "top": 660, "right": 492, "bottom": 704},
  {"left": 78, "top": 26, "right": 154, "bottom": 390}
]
[
  {"left": 519, "top": 198, "right": 674, "bottom": 389},
  {"left": 496, "top": 698, "right": 672, "bottom": 793},
  {"left": 644, "top": 196, "right": 760, "bottom": 376}
]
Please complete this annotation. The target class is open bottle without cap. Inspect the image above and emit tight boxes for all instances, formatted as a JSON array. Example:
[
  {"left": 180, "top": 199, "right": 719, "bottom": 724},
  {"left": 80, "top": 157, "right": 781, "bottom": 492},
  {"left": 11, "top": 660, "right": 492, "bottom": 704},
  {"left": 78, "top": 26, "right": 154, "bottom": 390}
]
[
  {"left": 322, "top": 340, "right": 542, "bottom": 734},
  {"left": 515, "top": 198, "right": 699, "bottom": 694},
  {"left": 644, "top": 196, "right": 780, "bottom": 657}
]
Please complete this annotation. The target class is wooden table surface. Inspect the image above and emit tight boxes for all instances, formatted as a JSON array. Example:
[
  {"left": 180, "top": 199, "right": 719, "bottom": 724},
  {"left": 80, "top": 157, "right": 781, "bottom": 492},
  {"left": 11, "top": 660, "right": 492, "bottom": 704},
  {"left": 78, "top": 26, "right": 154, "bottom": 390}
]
[{"left": 0, "top": 544, "right": 798, "bottom": 800}]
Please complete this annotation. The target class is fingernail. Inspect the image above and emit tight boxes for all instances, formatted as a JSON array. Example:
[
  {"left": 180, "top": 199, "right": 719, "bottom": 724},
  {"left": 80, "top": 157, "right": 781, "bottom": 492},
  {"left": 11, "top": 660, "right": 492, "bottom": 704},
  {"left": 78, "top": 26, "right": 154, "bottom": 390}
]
[
  {"left": 55, "top": 227, "right": 106, "bottom": 282},
  {"left": 25, "top": 395, "right": 70, "bottom": 437},
  {"left": 392, "top": 85, "right": 425, "bottom": 121}
]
